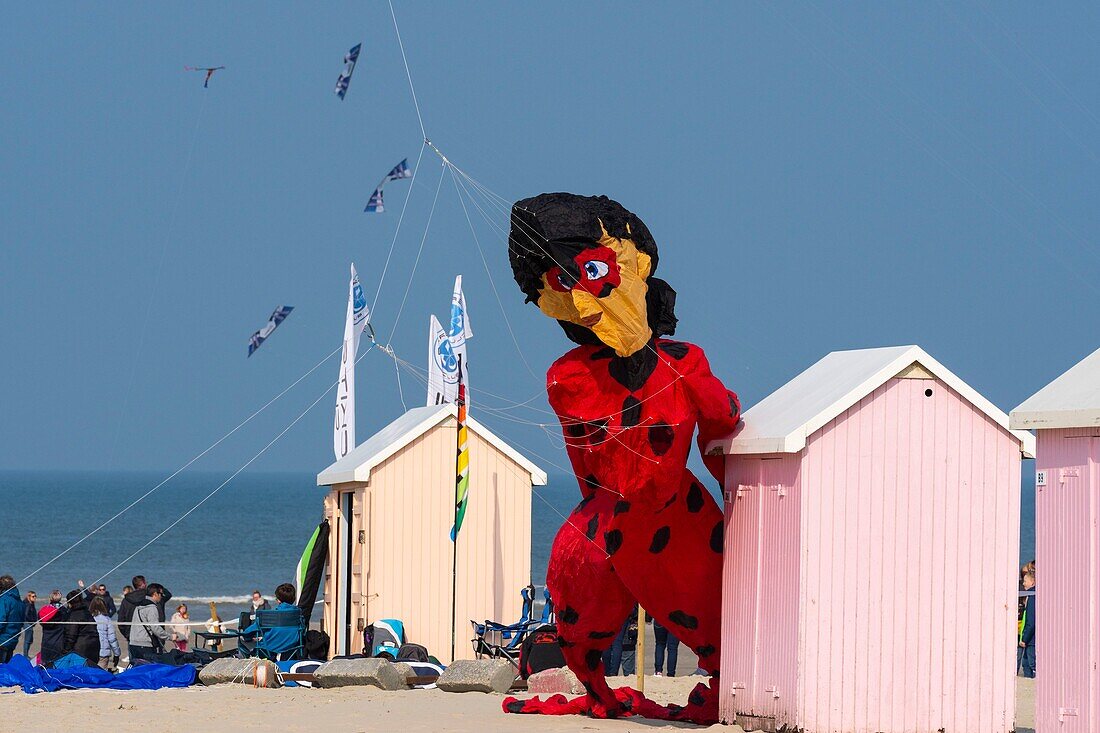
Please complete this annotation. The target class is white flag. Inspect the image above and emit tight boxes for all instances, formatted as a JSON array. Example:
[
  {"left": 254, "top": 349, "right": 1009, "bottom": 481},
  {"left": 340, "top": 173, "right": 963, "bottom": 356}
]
[
  {"left": 427, "top": 276, "right": 474, "bottom": 407},
  {"left": 448, "top": 275, "right": 472, "bottom": 406},
  {"left": 427, "top": 314, "right": 456, "bottom": 406},
  {"left": 334, "top": 264, "right": 370, "bottom": 460}
]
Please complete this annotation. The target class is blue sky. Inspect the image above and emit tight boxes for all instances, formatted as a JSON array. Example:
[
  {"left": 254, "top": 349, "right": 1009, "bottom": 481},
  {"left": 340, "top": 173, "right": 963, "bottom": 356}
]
[{"left": 2, "top": 2, "right": 1098, "bottom": 476}]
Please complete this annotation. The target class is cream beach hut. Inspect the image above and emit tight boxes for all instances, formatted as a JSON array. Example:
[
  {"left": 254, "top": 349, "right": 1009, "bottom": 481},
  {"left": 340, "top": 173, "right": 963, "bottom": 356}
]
[
  {"left": 706, "top": 345, "right": 1034, "bottom": 733},
  {"left": 317, "top": 403, "right": 547, "bottom": 662},
  {"left": 1011, "top": 346, "right": 1100, "bottom": 733}
]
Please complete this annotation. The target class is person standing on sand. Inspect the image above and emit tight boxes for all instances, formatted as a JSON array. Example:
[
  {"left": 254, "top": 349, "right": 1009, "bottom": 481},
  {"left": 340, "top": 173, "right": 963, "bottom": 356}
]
[
  {"left": 653, "top": 618, "right": 678, "bottom": 677},
  {"left": 118, "top": 576, "right": 173, "bottom": 643},
  {"left": 0, "top": 576, "right": 25, "bottom": 663},
  {"left": 21, "top": 591, "right": 37, "bottom": 658},
  {"left": 62, "top": 589, "right": 100, "bottom": 663},
  {"left": 90, "top": 597, "right": 120, "bottom": 672},
  {"left": 78, "top": 580, "right": 116, "bottom": 618},
  {"left": 170, "top": 604, "right": 191, "bottom": 652},
  {"left": 128, "top": 584, "right": 172, "bottom": 663},
  {"left": 1018, "top": 570, "right": 1037, "bottom": 678}
]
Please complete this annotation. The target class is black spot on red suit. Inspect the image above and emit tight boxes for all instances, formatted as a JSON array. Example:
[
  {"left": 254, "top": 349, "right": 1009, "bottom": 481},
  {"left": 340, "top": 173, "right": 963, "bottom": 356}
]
[
  {"left": 649, "top": 526, "right": 671, "bottom": 553},
  {"left": 560, "top": 606, "right": 580, "bottom": 625},
  {"left": 613, "top": 500, "right": 631, "bottom": 516},
  {"left": 604, "top": 529, "right": 623, "bottom": 556},
  {"left": 621, "top": 395, "right": 642, "bottom": 427},
  {"left": 585, "top": 514, "right": 599, "bottom": 541},
  {"left": 505, "top": 699, "right": 527, "bottom": 713},
  {"left": 689, "top": 688, "right": 707, "bottom": 707},
  {"left": 572, "top": 492, "right": 595, "bottom": 514},
  {"left": 587, "top": 419, "right": 609, "bottom": 443},
  {"left": 695, "top": 644, "right": 716, "bottom": 658},
  {"left": 648, "top": 423, "right": 675, "bottom": 455},
  {"left": 588, "top": 630, "right": 616, "bottom": 639},
  {"left": 583, "top": 474, "right": 600, "bottom": 492},
  {"left": 565, "top": 422, "right": 585, "bottom": 439},
  {"left": 710, "top": 520, "right": 724, "bottom": 553},
  {"left": 669, "top": 610, "right": 698, "bottom": 630},
  {"left": 686, "top": 482, "right": 705, "bottom": 513},
  {"left": 585, "top": 648, "right": 603, "bottom": 671},
  {"left": 658, "top": 341, "right": 689, "bottom": 360}
]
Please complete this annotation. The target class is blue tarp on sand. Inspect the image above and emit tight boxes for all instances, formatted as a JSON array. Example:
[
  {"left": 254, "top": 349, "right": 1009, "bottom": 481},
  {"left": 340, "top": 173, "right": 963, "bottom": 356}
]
[{"left": 0, "top": 655, "right": 196, "bottom": 694}]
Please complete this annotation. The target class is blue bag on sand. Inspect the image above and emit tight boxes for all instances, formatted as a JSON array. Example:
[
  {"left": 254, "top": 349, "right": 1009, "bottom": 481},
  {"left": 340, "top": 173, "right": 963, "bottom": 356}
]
[{"left": 0, "top": 654, "right": 195, "bottom": 694}]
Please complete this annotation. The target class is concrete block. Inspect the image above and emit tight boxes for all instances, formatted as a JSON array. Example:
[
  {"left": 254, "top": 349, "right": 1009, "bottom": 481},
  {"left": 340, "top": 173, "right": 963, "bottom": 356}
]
[
  {"left": 198, "top": 658, "right": 281, "bottom": 688},
  {"left": 314, "top": 658, "right": 406, "bottom": 691},
  {"left": 526, "top": 666, "right": 583, "bottom": 694},
  {"left": 437, "top": 659, "right": 516, "bottom": 694}
]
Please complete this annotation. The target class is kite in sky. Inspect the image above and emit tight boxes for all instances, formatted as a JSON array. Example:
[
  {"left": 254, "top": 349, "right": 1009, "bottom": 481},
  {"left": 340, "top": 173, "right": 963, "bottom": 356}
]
[
  {"left": 248, "top": 306, "right": 294, "bottom": 357},
  {"left": 364, "top": 159, "right": 412, "bottom": 213},
  {"left": 185, "top": 66, "right": 225, "bottom": 88},
  {"left": 335, "top": 43, "right": 362, "bottom": 100}
]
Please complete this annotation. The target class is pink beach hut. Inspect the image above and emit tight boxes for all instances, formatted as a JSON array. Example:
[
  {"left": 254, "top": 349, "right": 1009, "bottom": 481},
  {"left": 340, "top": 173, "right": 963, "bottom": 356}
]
[
  {"left": 1011, "top": 346, "right": 1100, "bottom": 733},
  {"left": 706, "top": 345, "right": 1035, "bottom": 733}
]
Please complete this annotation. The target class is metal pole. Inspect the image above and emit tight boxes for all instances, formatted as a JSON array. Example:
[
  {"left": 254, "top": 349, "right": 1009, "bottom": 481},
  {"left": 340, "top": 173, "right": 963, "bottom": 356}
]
[{"left": 636, "top": 606, "right": 646, "bottom": 692}]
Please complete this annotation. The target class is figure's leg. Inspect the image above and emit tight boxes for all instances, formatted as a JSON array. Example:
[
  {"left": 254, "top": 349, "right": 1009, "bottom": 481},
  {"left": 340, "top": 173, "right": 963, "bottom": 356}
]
[
  {"left": 653, "top": 623, "right": 667, "bottom": 674},
  {"left": 608, "top": 472, "right": 725, "bottom": 722},
  {"left": 505, "top": 490, "right": 634, "bottom": 717}
]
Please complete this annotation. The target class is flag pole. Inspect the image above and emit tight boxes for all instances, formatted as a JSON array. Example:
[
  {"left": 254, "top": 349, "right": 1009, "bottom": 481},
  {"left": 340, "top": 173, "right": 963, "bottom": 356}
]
[{"left": 451, "top": 365, "right": 469, "bottom": 663}]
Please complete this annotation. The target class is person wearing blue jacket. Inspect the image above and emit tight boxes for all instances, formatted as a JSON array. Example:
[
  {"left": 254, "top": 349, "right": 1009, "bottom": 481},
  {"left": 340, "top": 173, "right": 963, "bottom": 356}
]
[
  {"left": 0, "top": 575, "right": 25, "bottom": 664},
  {"left": 1018, "top": 571, "right": 1036, "bottom": 678},
  {"left": 240, "top": 583, "right": 303, "bottom": 659}
]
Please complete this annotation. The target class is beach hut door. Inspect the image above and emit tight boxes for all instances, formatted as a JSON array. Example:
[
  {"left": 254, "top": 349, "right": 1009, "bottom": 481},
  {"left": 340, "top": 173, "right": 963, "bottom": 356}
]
[{"left": 336, "top": 490, "right": 355, "bottom": 655}]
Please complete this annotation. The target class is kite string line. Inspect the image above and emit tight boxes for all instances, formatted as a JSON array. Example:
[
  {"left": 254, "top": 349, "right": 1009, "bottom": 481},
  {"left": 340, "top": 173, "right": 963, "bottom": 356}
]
[
  {"left": 448, "top": 167, "right": 540, "bottom": 382},
  {"left": 388, "top": 0, "right": 427, "bottom": 140},
  {"left": 385, "top": 160, "right": 446, "bottom": 344},
  {"left": 8, "top": 342, "right": 344, "bottom": 595},
  {"left": 80, "top": 342, "right": 378, "bottom": 596},
  {"left": 370, "top": 142, "right": 427, "bottom": 315},
  {"left": 105, "top": 91, "right": 210, "bottom": 474}
]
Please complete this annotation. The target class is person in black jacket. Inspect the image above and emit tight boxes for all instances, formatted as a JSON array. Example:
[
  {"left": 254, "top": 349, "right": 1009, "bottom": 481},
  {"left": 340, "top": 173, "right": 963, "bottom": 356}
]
[
  {"left": 38, "top": 602, "right": 67, "bottom": 667},
  {"left": 78, "top": 580, "right": 116, "bottom": 618},
  {"left": 62, "top": 589, "right": 99, "bottom": 663},
  {"left": 21, "top": 591, "right": 37, "bottom": 658},
  {"left": 117, "top": 576, "right": 172, "bottom": 643}
]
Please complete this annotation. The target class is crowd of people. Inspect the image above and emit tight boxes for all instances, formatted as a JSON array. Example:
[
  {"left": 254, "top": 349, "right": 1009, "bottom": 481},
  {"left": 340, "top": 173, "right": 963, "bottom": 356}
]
[
  {"left": 601, "top": 607, "right": 682, "bottom": 677},
  {"left": 0, "top": 574, "right": 289, "bottom": 671}
]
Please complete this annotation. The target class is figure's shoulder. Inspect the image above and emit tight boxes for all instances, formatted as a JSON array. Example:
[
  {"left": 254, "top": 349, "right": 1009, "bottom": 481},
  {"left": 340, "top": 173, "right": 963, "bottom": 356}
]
[
  {"left": 547, "top": 344, "right": 602, "bottom": 383},
  {"left": 655, "top": 338, "right": 710, "bottom": 370}
]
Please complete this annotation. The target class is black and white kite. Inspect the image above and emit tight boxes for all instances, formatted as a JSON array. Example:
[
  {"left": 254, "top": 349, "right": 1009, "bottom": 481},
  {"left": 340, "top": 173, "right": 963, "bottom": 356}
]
[
  {"left": 185, "top": 65, "right": 225, "bottom": 88},
  {"left": 364, "top": 159, "right": 412, "bottom": 213},
  {"left": 248, "top": 306, "right": 294, "bottom": 357},
  {"left": 335, "top": 43, "right": 361, "bottom": 100}
]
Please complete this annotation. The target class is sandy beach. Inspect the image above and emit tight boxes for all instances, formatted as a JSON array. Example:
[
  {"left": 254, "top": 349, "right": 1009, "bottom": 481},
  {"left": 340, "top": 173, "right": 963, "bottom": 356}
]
[{"left": 1, "top": 673, "right": 1037, "bottom": 732}]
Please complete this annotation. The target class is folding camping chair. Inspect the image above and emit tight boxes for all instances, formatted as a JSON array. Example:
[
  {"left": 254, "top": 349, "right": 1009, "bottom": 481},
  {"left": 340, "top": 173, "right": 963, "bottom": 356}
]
[
  {"left": 470, "top": 585, "right": 543, "bottom": 668},
  {"left": 248, "top": 609, "right": 307, "bottom": 661},
  {"left": 193, "top": 612, "right": 251, "bottom": 654}
]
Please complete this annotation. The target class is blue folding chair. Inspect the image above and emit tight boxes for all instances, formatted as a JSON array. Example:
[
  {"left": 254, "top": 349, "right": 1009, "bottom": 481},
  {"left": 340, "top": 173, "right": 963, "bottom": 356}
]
[
  {"left": 240, "top": 609, "right": 306, "bottom": 661},
  {"left": 470, "top": 585, "right": 542, "bottom": 667}
]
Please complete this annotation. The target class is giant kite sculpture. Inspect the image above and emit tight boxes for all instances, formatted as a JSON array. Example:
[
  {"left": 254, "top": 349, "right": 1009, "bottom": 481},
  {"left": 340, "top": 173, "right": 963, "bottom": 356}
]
[{"left": 502, "top": 193, "right": 740, "bottom": 724}]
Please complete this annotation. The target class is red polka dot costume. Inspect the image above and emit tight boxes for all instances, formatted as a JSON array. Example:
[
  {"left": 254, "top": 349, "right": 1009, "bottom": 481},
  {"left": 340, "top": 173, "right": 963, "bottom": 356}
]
[{"left": 502, "top": 194, "right": 740, "bottom": 724}]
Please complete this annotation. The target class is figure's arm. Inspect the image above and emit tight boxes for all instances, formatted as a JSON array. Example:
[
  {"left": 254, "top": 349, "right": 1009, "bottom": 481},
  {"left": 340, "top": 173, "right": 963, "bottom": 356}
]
[{"left": 682, "top": 347, "right": 741, "bottom": 484}]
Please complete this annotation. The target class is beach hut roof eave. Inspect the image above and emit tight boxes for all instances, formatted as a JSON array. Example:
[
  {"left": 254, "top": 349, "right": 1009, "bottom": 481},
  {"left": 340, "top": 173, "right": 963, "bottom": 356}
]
[
  {"left": 1010, "top": 346, "right": 1100, "bottom": 430},
  {"left": 317, "top": 403, "right": 548, "bottom": 487},
  {"left": 707, "top": 345, "right": 1035, "bottom": 458}
]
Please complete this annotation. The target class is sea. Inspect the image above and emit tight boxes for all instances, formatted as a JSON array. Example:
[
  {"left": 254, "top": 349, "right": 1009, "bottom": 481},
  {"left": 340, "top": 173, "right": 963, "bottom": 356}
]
[{"left": 0, "top": 469, "right": 1037, "bottom": 616}]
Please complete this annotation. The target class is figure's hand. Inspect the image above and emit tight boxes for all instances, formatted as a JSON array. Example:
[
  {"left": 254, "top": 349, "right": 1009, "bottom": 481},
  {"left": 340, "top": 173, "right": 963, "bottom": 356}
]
[{"left": 77, "top": 579, "right": 85, "bottom": 588}]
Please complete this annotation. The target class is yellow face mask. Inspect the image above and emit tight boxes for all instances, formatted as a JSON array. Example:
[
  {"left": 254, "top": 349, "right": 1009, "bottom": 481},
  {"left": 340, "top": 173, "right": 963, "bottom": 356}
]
[{"left": 536, "top": 230, "right": 653, "bottom": 357}]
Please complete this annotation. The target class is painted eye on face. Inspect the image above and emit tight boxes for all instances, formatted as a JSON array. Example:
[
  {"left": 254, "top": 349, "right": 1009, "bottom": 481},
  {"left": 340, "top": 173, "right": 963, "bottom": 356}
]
[
  {"left": 582, "top": 260, "right": 609, "bottom": 280},
  {"left": 557, "top": 271, "right": 574, "bottom": 290}
]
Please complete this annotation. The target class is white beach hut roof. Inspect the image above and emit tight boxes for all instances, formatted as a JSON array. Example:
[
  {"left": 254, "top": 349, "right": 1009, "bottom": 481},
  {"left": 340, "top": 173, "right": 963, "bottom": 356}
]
[
  {"left": 708, "top": 345, "right": 1035, "bottom": 457},
  {"left": 317, "top": 403, "right": 548, "bottom": 486},
  {"left": 1010, "top": 346, "right": 1100, "bottom": 430}
]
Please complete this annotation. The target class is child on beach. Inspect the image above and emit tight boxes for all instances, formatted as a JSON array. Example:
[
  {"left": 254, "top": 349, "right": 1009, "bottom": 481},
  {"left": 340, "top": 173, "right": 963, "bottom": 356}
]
[
  {"left": 90, "top": 597, "right": 119, "bottom": 672},
  {"left": 170, "top": 604, "right": 190, "bottom": 652}
]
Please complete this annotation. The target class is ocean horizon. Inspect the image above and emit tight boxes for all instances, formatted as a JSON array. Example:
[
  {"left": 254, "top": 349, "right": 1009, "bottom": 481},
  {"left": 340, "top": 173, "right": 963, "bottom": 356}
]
[{"left": 0, "top": 468, "right": 1037, "bottom": 605}]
